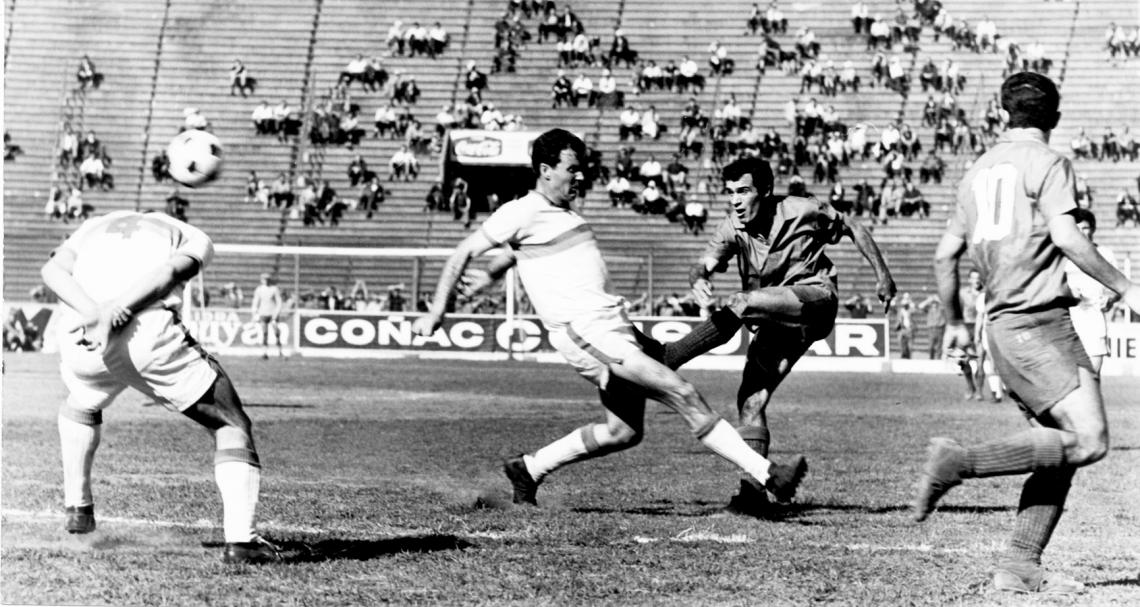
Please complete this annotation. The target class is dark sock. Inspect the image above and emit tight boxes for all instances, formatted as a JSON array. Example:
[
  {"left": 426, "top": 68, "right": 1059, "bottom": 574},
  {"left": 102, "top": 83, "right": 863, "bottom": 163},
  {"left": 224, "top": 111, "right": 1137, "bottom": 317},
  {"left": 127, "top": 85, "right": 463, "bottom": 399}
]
[
  {"left": 737, "top": 425, "right": 770, "bottom": 457},
  {"left": 1004, "top": 466, "right": 1075, "bottom": 565},
  {"left": 663, "top": 307, "right": 742, "bottom": 369},
  {"left": 964, "top": 428, "right": 1066, "bottom": 478}
]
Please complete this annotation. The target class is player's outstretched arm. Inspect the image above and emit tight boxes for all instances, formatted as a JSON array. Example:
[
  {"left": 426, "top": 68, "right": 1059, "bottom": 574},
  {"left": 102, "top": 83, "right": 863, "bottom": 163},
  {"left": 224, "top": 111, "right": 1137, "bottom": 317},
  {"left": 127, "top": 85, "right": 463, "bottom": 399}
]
[
  {"left": 1050, "top": 214, "right": 1139, "bottom": 313},
  {"left": 843, "top": 216, "right": 896, "bottom": 311},
  {"left": 688, "top": 257, "right": 720, "bottom": 308},
  {"left": 458, "top": 249, "right": 517, "bottom": 299},
  {"left": 413, "top": 230, "right": 498, "bottom": 336}
]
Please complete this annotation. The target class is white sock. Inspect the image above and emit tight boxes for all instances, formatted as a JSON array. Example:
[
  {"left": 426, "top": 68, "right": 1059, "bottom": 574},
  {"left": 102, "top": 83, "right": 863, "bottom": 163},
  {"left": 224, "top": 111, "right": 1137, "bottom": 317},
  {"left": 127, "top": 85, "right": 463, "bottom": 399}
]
[
  {"left": 699, "top": 420, "right": 772, "bottom": 484},
  {"left": 58, "top": 415, "right": 101, "bottom": 507},
  {"left": 214, "top": 461, "right": 260, "bottom": 543},
  {"left": 524, "top": 428, "right": 590, "bottom": 482},
  {"left": 988, "top": 376, "right": 1004, "bottom": 398}
]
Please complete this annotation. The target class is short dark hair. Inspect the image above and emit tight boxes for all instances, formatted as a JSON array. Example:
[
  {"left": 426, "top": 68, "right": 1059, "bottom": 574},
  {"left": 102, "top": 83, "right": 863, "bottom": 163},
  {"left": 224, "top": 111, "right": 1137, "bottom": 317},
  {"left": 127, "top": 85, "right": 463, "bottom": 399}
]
[
  {"left": 721, "top": 156, "right": 774, "bottom": 195},
  {"left": 531, "top": 128, "right": 586, "bottom": 175},
  {"left": 1000, "top": 72, "right": 1060, "bottom": 131},
  {"left": 1071, "top": 207, "right": 1096, "bottom": 233}
]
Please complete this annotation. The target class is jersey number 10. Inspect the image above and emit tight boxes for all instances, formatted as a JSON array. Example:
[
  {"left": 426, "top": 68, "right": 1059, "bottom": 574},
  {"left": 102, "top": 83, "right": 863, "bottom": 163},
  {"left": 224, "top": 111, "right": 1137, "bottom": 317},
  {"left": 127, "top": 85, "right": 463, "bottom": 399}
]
[{"left": 971, "top": 164, "right": 1017, "bottom": 242}]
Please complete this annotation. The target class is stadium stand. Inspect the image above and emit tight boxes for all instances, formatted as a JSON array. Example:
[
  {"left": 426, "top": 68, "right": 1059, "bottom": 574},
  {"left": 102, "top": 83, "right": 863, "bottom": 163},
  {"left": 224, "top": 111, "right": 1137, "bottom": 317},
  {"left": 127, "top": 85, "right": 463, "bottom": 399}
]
[{"left": 4, "top": 0, "right": 1138, "bottom": 355}]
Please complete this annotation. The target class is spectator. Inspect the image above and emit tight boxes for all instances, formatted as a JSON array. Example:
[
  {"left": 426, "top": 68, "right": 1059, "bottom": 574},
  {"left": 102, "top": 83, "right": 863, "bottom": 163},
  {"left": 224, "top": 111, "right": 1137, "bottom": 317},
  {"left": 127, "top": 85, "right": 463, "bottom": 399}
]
[
  {"left": 1100, "top": 126, "right": 1120, "bottom": 162},
  {"left": 480, "top": 102, "right": 505, "bottom": 130},
  {"left": 1117, "top": 189, "right": 1140, "bottom": 227},
  {"left": 1024, "top": 40, "right": 1051, "bottom": 73},
  {"left": 747, "top": 3, "right": 764, "bottom": 35},
  {"left": 391, "top": 72, "right": 421, "bottom": 105},
  {"left": 151, "top": 150, "right": 170, "bottom": 182},
  {"left": 608, "top": 28, "right": 637, "bottom": 69},
  {"left": 407, "top": 22, "right": 429, "bottom": 57},
  {"left": 594, "top": 68, "right": 621, "bottom": 108},
  {"left": 389, "top": 145, "right": 419, "bottom": 181},
  {"left": 919, "top": 149, "right": 945, "bottom": 184},
  {"left": 358, "top": 177, "right": 387, "bottom": 219},
  {"left": 638, "top": 154, "right": 663, "bottom": 188},
  {"left": 571, "top": 72, "right": 593, "bottom": 106},
  {"left": 677, "top": 56, "right": 702, "bottom": 93},
  {"left": 182, "top": 107, "right": 209, "bottom": 132},
  {"left": 387, "top": 21, "right": 406, "bottom": 55},
  {"left": 424, "top": 182, "right": 444, "bottom": 212},
  {"left": 664, "top": 153, "right": 689, "bottom": 200},
  {"left": 641, "top": 104, "right": 662, "bottom": 140},
  {"left": 428, "top": 22, "right": 450, "bottom": 57},
  {"left": 551, "top": 69, "right": 573, "bottom": 107},
  {"left": 65, "top": 186, "right": 91, "bottom": 221},
  {"left": 245, "top": 171, "right": 262, "bottom": 204},
  {"left": 79, "top": 153, "right": 112, "bottom": 191},
  {"left": 638, "top": 180, "right": 665, "bottom": 214},
  {"left": 1070, "top": 128, "right": 1094, "bottom": 159},
  {"left": 252, "top": 101, "right": 275, "bottom": 135},
  {"left": 230, "top": 59, "right": 255, "bottom": 96},
  {"left": 347, "top": 154, "right": 372, "bottom": 186},
  {"left": 894, "top": 292, "right": 915, "bottom": 358},
  {"left": 465, "top": 61, "right": 488, "bottom": 93},
  {"left": 619, "top": 105, "right": 642, "bottom": 140},
  {"left": 828, "top": 179, "right": 851, "bottom": 214},
  {"left": 844, "top": 294, "right": 871, "bottom": 318},
  {"left": 899, "top": 181, "right": 928, "bottom": 218},
  {"left": 44, "top": 186, "right": 67, "bottom": 221},
  {"left": 765, "top": 2, "right": 788, "bottom": 33},
  {"left": 851, "top": 1, "right": 870, "bottom": 34},
  {"left": 1075, "top": 174, "right": 1094, "bottom": 209},
  {"left": 682, "top": 199, "right": 708, "bottom": 234},
  {"left": 59, "top": 126, "right": 79, "bottom": 165},
  {"left": 270, "top": 172, "right": 294, "bottom": 208},
  {"left": 273, "top": 99, "right": 300, "bottom": 141},
  {"left": 606, "top": 175, "right": 634, "bottom": 207},
  {"left": 708, "top": 41, "right": 734, "bottom": 75},
  {"left": 374, "top": 103, "right": 398, "bottom": 139},
  {"left": 838, "top": 60, "right": 860, "bottom": 93},
  {"left": 76, "top": 54, "right": 102, "bottom": 90},
  {"left": 339, "top": 54, "right": 371, "bottom": 90},
  {"left": 613, "top": 145, "right": 635, "bottom": 180},
  {"left": 77, "top": 130, "right": 103, "bottom": 160}
]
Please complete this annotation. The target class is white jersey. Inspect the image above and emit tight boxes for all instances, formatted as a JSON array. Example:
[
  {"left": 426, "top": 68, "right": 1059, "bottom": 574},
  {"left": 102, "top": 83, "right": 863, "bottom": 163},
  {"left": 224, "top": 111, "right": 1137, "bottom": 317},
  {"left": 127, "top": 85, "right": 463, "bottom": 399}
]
[
  {"left": 58, "top": 210, "right": 213, "bottom": 314},
  {"left": 479, "top": 191, "right": 624, "bottom": 329},
  {"left": 1065, "top": 244, "right": 1117, "bottom": 311}
]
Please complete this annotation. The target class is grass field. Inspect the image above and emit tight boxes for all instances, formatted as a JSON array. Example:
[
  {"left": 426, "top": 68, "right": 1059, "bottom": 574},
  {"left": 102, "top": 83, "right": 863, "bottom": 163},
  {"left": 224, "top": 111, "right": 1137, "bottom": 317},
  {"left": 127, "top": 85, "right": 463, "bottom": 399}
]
[{"left": 2, "top": 352, "right": 1138, "bottom": 606}]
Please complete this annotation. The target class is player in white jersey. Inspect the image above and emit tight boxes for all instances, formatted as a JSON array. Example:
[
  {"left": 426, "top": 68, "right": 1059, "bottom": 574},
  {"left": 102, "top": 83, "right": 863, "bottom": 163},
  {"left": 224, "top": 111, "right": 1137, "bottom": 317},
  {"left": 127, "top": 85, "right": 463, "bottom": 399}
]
[
  {"left": 250, "top": 272, "right": 284, "bottom": 358},
  {"left": 40, "top": 210, "right": 281, "bottom": 564},
  {"left": 412, "top": 129, "right": 808, "bottom": 506},
  {"left": 1065, "top": 209, "right": 1118, "bottom": 373}
]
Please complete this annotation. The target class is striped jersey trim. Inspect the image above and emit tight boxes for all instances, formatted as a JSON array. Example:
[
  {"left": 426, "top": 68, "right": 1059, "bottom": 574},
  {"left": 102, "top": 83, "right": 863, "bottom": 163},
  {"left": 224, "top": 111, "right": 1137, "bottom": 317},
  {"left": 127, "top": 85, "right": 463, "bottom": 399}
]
[
  {"left": 515, "top": 224, "right": 595, "bottom": 260},
  {"left": 567, "top": 326, "right": 620, "bottom": 366}
]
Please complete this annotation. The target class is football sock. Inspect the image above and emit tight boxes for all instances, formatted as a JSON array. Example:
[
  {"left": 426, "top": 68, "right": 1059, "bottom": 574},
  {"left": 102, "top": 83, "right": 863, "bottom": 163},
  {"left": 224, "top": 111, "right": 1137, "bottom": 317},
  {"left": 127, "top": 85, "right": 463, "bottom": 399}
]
[
  {"left": 963, "top": 428, "right": 1066, "bottom": 478},
  {"left": 214, "top": 449, "right": 261, "bottom": 544},
  {"left": 1004, "top": 466, "right": 1075, "bottom": 565},
  {"left": 524, "top": 425, "right": 590, "bottom": 482},
  {"left": 987, "top": 376, "right": 1004, "bottom": 399},
  {"left": 696, "top": 419, "right": 772, "bottom": 484},
  {"left": 663, "top": 307, "right": 742, "bottom": 369},
  {"left": 58, "top": 409, "right": 102, "bottom": 508},
  {"left": 737, "top": 424, "right": 770, "bottom": 457},
  {"left": 959, "top": 360, "right": 976, "bottom": 393}
]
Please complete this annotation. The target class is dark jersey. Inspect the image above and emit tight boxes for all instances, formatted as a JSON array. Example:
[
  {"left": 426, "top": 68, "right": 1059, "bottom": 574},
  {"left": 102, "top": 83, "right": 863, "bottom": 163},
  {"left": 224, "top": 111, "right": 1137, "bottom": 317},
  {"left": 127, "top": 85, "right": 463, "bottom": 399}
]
[
  {"left": 701, "top": 195, "right": 845, "bottom": 291},
  {"left": 948, "top": 129, "right": 1078, "bottom": 319}
]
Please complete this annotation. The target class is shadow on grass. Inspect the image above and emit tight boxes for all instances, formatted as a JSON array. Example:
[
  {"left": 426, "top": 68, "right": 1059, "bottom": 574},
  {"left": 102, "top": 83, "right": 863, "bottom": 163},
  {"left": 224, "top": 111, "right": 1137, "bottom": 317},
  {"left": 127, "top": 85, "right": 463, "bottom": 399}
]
[
  {"left": 1089, "top": 577, "right": 1140, "bottom": 588},
  {"left": 202, "top": 535, "right": 473, "bottom": 563},
  {"left": 570, "top": 501, "right": 1013, "bottom": 521},
  {"left": 244, "top": 402, "right": 315, "bottom": 409}
]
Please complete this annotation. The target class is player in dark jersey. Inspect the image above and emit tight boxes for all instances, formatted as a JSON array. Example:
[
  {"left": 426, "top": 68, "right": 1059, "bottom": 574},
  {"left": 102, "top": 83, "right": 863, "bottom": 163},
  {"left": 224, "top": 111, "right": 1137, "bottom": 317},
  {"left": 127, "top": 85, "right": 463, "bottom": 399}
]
[
  {"left": 658, "top": 155, "right": 896, "bottom": 514},
  {"left": 913, "top": 72, "right": 1140, "bottom": 594}
]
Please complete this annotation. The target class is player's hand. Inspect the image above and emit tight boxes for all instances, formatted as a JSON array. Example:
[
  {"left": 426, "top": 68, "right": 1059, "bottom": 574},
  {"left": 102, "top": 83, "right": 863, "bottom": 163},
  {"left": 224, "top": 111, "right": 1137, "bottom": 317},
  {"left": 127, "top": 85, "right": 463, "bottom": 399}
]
[
  {"left": 412, "top": 313, "right": 442, "bottom": 337},
  {"left": 942, "top": 322, "right": 973, "bottom": 354},
  {"left": 108, "top": 305, "right": 133, "bottom": 329},
  {"left": 70, "top": 306, "right": 115, "bottom": 353},
  {"left": 691, "top": 278, "right": 714, "bottom": 308},
  {"left": 458, "top": 269, "right": 494, "bottom": 299},
  {"left": 876, "top": 277, "right": 897, "bottom": 314},
  {"left": 1122, "top": 284, "right": 1140, "bottom": 316}
]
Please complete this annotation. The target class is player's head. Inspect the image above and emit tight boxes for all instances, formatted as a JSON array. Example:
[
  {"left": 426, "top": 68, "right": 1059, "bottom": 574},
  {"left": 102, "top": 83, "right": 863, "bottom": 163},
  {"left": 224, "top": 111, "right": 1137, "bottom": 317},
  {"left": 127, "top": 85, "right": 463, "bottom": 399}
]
[
  {"left": 722, "top": 156, "right": 774, "bottom": 224},
  {"left": 531, "top": 128, "right": 586, "bottom": 206},
  {"left": 967, "top": 269, "right": 982, "bottom": 289},
  {"left": 260, "top": 272, "right": 271, "bottom": 285},
  {"left": 1000, "top": 72, "right": 1061, "bottom": 132},
  {"left": 1072, "top": 207, "right": 1096, "bottom": 239}
]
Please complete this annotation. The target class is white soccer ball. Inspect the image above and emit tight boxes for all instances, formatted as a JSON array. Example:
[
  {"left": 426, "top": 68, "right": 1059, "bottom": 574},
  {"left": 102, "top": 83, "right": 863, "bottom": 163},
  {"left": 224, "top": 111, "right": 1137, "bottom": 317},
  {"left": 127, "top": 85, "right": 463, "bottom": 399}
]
[{"left": 166, "top": 130, "right": 223, "bottom": 187}]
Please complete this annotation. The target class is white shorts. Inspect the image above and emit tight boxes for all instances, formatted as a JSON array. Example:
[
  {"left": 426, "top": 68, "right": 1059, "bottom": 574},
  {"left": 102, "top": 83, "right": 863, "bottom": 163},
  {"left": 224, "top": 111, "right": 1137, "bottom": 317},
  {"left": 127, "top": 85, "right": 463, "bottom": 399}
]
[
  {"left": 1069, "top": 306, "right": 1108, "bottom": 357},
  {"left": 58, "top": 308, "right": 218, "bottom": 413},
  {"left": 547, "top": 308, "right": 643, "bottom": 390}
]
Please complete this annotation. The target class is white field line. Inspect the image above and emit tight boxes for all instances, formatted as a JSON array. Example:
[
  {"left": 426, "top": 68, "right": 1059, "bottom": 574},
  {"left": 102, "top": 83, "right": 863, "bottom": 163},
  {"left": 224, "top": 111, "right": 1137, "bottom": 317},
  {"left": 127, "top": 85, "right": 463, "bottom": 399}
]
[{"left": 2, "top": 509, "right": 971, "bottom": 553}]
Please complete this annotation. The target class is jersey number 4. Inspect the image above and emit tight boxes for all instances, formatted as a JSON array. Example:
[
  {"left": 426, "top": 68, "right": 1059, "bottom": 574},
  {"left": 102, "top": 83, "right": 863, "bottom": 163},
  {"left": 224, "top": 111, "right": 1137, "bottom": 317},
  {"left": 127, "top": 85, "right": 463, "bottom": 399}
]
[{"left": 970, "top": 164, "right": 1017, "bottom": 242}]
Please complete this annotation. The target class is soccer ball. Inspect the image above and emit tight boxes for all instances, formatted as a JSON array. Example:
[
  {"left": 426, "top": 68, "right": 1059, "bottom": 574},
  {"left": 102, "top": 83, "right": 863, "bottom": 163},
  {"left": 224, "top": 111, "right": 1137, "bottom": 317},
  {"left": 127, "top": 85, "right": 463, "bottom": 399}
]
[{"left": 166, "top": 130, "right": 223, "bottom": 187}]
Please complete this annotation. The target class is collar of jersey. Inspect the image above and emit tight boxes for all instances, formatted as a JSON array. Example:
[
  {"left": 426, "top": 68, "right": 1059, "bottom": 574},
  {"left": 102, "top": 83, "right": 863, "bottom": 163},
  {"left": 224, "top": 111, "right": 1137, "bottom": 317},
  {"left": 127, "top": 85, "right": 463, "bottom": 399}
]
[{"left": 998, "top": 128, "right": 1047, "bottom": 144}]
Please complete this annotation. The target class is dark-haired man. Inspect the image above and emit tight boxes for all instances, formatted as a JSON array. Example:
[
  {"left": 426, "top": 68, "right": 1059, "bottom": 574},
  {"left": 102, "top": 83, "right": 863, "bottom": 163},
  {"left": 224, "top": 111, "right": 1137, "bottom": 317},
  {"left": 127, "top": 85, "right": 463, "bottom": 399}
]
[
  {"left": 656, "top": 155, "right": 895, "bottom": 514},
  {"left": 916, "top": 72, "right": 1140, "bottom": 594},
  {"left": 412, "top": 129, "right": 809, "bottom": 508}
]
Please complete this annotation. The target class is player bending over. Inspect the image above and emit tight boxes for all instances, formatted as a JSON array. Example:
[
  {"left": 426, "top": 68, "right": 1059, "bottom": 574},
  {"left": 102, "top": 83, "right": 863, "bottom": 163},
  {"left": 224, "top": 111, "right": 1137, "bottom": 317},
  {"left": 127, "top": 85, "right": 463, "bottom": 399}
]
[
  {"left": 41, "top": 210, "right": 281, "bottom": 564},
  {"left": 914, "top": 72, "right": 1140, "bottom": 594},
  {"left": 412, "top": 128, "right": 808, "bottom": 507},
  {"left": 651, "top": 156, "right": 896, "bottom": 514}
]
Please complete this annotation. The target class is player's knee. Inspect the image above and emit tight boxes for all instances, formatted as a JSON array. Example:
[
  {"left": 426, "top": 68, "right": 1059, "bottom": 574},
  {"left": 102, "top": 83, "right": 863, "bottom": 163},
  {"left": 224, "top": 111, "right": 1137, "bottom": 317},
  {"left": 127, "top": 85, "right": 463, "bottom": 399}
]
[
  {"left": 608, "top": 423, "right": 643, "bottom": 448},
  {"left": 59, "top": 405, "right": 103, "bottom": 427},
  {"left": 1072, "top": 429, "right": 1109, "bottom": 465}
]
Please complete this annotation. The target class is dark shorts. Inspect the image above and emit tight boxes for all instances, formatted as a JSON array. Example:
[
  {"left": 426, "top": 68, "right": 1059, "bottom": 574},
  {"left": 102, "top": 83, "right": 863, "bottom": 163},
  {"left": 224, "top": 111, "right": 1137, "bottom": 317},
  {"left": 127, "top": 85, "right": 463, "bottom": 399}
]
[
  {"left": 986, "top": 308, "right": 1093, "bottom": 417},
  {"left": 739, "top": 283, "right": 838, "bottom": 405}
]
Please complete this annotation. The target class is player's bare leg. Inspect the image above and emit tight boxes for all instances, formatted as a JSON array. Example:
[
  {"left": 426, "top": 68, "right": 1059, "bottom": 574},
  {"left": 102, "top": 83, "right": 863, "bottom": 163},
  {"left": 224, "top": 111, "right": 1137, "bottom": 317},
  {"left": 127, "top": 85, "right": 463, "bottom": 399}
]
[
  {"left": 58, "top": 407, "right": 105, "bottom": 533},
  {"left": 507, "top": 378, "right": 646, "bottom": 505},
  {"left": 611, "top": 349, "right": 807, "bottom": 502},
  {"left": 914, "top": 367, "right": 1107, "bottom": 593},
  {"left": 182, "top": 363, "right": 280, "bottom": 564}
]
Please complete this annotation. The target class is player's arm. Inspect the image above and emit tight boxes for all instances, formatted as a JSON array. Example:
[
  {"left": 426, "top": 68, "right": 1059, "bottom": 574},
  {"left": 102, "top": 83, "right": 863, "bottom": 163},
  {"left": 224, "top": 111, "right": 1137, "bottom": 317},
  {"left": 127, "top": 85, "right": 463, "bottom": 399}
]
[
  {"left": 933, "top": 231, "right": 972, "bottom": 349},
  {"left": 841, "top": 215, "right": 896, "bottom": 312},
  {"left": 41, "top": 248, "right": 104, "bottom": 346},
  {"left": 271, "top": 287, "right": 283, "bottom": 319},
  {"left": 689, "top": 217, "right": 735, "bottom": 308},
  {"left": 1050, "top": 213, "right": 1140, "bottom": 311},
  {"left": 458, "top": 249, "right": 517, "bottom": 299},
  {"left": 412, "top": 230, "right": 498, "bottom": 336}
]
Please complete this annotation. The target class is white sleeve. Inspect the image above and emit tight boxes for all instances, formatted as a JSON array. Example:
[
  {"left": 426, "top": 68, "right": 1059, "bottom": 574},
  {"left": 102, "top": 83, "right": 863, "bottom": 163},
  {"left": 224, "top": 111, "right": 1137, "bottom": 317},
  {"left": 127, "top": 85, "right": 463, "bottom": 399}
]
[{"left": 479, "top": 200, "right": 534, "bottom": 247}]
